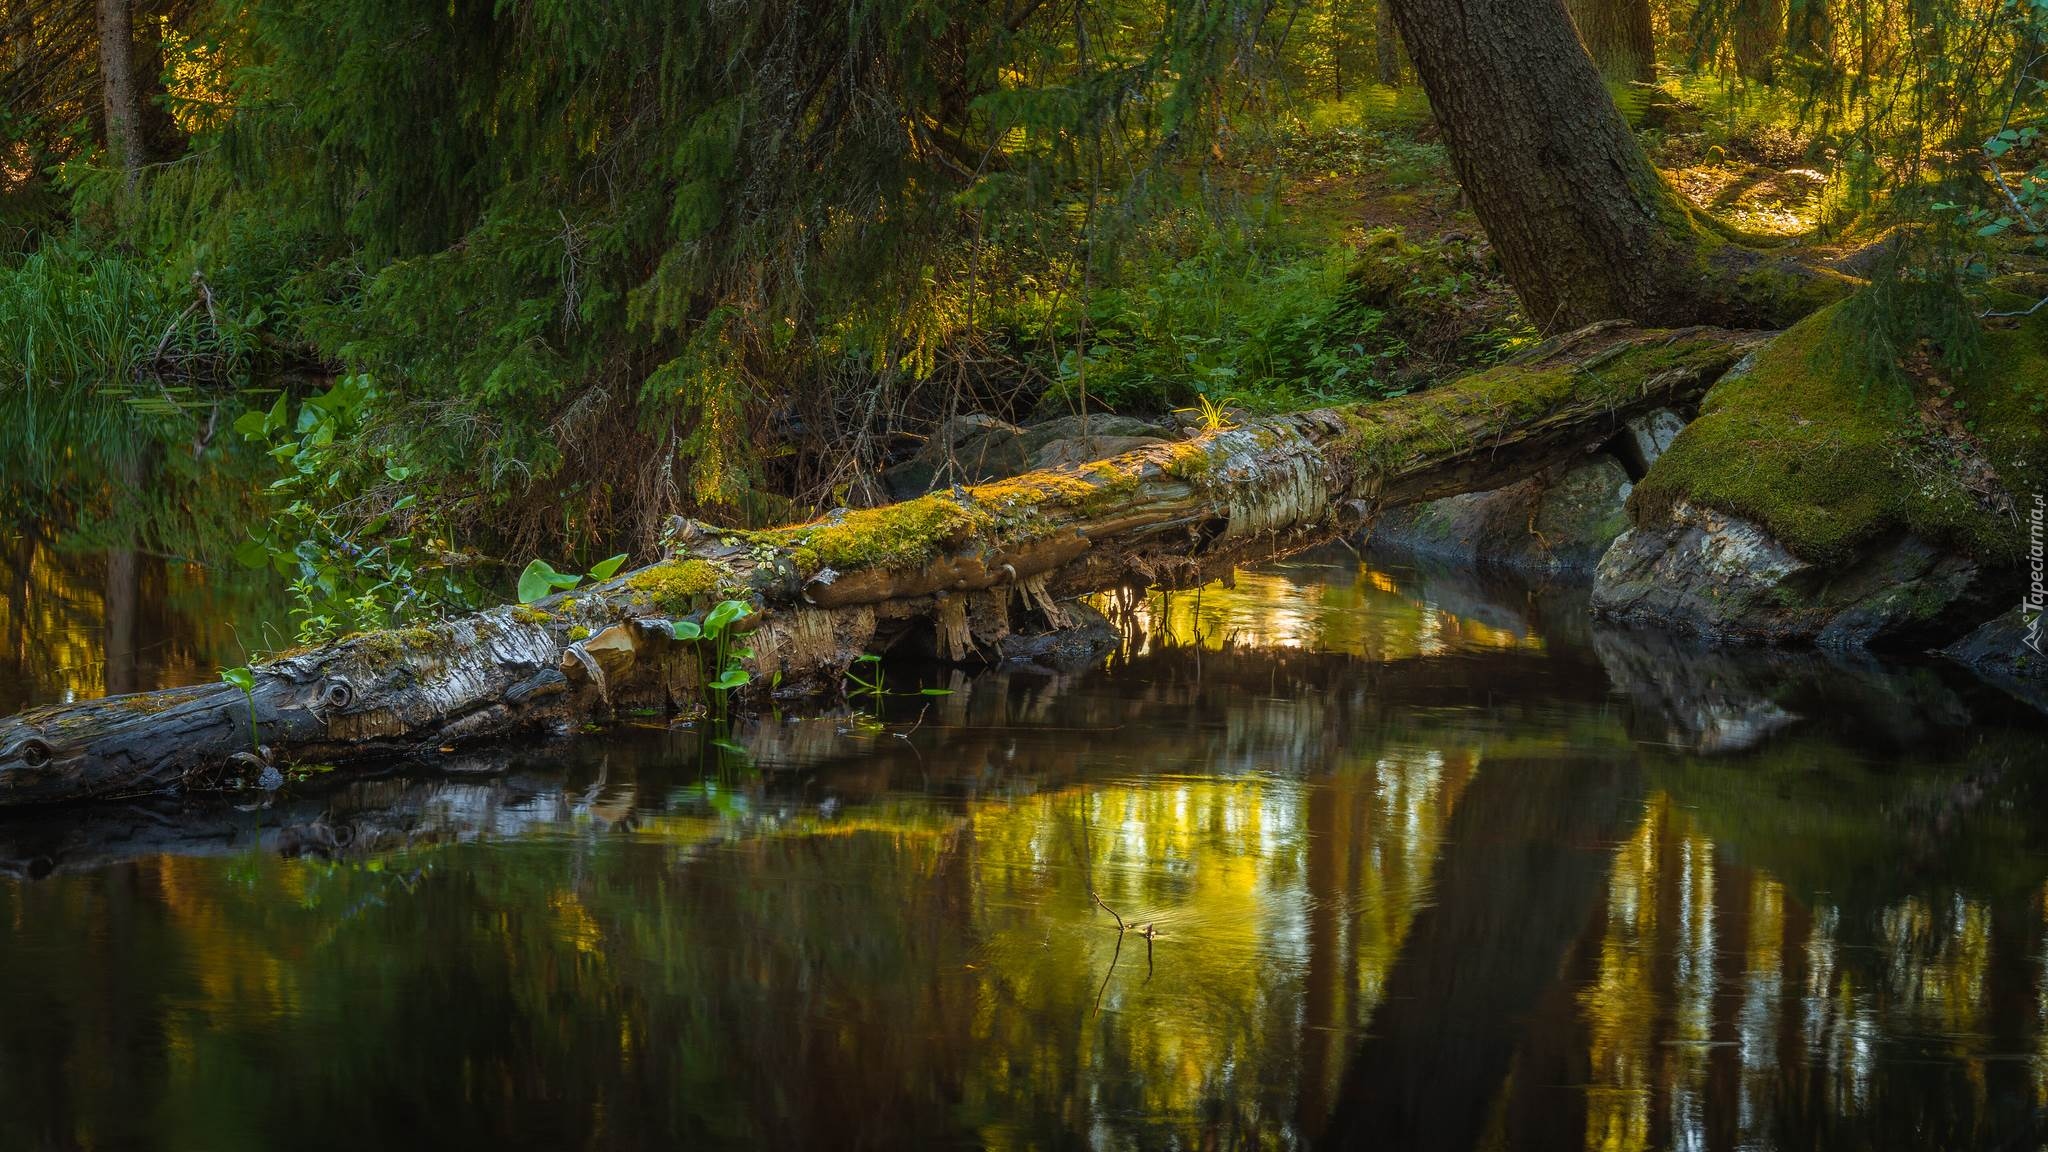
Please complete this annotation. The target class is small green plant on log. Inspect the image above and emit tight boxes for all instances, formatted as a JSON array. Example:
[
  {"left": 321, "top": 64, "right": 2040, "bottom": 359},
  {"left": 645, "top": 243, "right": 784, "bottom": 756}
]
[
  {"left": 218, "top": 666, "right": 259, "bottom": 754},
  {"left": 671, "top": 599, "right": 753, "bottom": 719},
  {"left": 518, "top": 553, "right": 629, "bottom": 604}
]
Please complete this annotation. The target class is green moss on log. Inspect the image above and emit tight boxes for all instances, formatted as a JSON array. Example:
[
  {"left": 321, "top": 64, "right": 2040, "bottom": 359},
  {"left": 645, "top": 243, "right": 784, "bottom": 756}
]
[
  {"left": 625, "top": 559, "right": 741, "bottom": 613},
  {"left": 1631, "top": 301, "right": 2048, "bottom": 565},
  {"left": 1337, "top": 332, "right": 1743, "bottom": 477}
]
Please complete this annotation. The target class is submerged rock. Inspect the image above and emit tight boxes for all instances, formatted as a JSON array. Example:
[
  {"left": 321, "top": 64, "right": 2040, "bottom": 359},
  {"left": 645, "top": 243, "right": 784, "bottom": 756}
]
[
  {"left": 1368, "top": 453, "right": 1633, "bottom": 575},
  {"left": 998, "top": 601, "right": 1120, "bottom": 672},
  {"left": 1943, "top": 609, "right": 2048, "bottom": 715},
  {"left": 1591, "top": 500, "right": 1991, "bottom": 649}
]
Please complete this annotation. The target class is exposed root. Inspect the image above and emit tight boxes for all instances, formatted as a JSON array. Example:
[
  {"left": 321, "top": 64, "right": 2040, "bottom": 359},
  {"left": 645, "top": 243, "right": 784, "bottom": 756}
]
[
  {"left": 1017, "top": 573, "right": 1068, "bottom": 628},
  {"left": 933, "top": 595, "right": 976, "bottom": 662}
]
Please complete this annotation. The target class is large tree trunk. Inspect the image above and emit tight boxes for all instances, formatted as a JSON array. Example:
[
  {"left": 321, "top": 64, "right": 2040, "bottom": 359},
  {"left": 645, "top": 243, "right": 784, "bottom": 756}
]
[
  {"left": 1384, "top": 0, "right": 1850, "bottom": 333},
  {"left": 1374, "top": 0, "right": 1407, "bottom": 87},
  {"left": 1733, "top": 0, "right": 1784, "bottom": 82},
  {"left": 1566, "top": 0, "right": 1656, "bottom": 83},
  {"left": 0, "top": 325, "right": 1768, "bottom": 806},
  {"left": 94, "top": 0, "right": 144, "bottom": 183},
  {"left": 1786, "top": 0, "right": 1832, "bottom": 59}
]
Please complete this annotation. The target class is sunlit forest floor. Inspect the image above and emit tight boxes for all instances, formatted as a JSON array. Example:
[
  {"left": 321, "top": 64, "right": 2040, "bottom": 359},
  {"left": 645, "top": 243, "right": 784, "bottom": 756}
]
[{"left": 1079, "top": 75, "right": 1864, "bottom": 424}]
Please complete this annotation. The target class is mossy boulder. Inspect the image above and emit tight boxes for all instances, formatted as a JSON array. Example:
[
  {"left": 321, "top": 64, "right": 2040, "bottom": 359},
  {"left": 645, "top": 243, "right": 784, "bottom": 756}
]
[
  {"left": 1595, "top": 300, "right": 2046, "bottom": 649},
  {"left": 1629, "top": 301, "right": 2046, "bottom": 567},
  {"left": 1593, "top": 499, "right": 1994, "bottom": 648}
]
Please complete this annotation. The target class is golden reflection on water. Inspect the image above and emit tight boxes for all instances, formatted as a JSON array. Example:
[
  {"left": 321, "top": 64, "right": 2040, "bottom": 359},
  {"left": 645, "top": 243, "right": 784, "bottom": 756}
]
[
  {"left": 1579, "top": 792, "right": 2018, "bottom": 1152},
  {"left": 0, "top": 534, "right": 274, "bottom": 711},
  {"left": 1088, "top": 563, "right": 1543, "bottom": 660}
]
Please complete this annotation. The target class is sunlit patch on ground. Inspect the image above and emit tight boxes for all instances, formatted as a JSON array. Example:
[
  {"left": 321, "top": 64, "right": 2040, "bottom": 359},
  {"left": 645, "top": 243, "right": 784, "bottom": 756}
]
[{"left": 1670, "top": 161, "right": 1830, "bottom": 236}]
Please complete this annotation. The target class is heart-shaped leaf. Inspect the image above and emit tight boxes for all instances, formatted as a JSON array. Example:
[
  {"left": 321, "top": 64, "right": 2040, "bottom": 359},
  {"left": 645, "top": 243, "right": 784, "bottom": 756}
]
[
  {"left": 703, "top": 599, "right": 751, "bottom": 635},
  {"left": 671, "top": 619, "right": 703, "bottom": 641},
  {"left": 518, "top": 559, "right": 565, "bottom": 604},
  {"left": 708, "top": 668, "right": 751, "bottom": 692},
  {"left": 588, "top": 553, "right": 629, "bottom": 581}
]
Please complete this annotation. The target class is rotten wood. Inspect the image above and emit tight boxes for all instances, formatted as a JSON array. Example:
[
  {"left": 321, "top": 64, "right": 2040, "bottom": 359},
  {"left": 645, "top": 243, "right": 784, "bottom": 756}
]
[{"left": 0, "top": 323, "right": 1770, "bottom": 805}]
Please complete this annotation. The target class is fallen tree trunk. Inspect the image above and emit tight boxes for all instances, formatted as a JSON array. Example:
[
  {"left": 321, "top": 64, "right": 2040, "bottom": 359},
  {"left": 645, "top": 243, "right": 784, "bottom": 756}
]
[{"left": 0, "top": 323, "right": 1769, "bottom": 805}]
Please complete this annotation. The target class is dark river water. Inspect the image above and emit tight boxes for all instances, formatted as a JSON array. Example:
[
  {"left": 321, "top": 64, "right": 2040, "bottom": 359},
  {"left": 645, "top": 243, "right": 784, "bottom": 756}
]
[{"left": 1, "top": 539, "right": 2046, "bottom": 1150}]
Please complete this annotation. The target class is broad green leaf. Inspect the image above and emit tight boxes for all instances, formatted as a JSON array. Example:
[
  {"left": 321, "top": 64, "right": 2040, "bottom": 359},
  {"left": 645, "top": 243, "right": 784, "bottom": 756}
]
[
  {"left": 518, "top": 559, "right": 562, "bottom": 604},
  {"left": 588, "top": 553, "right": 629, "bottom": 581},
  {"left": 671, "top": 620, "right": 703, "bottom": 641},
  {"left": 219, "top": 667, "right": 256, "bottom": 692},
  {"left": 708, "top": 668, "right": 750, "bottom": 691},
  {"left": 703, "top": 599, "right": 751, "bottom": 635}
]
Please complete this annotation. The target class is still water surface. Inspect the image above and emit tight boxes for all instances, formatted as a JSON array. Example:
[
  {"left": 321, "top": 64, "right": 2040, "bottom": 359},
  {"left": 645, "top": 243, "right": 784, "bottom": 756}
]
[{"left": 1, "top": 542, "right": 2045, "bottom": 1150}]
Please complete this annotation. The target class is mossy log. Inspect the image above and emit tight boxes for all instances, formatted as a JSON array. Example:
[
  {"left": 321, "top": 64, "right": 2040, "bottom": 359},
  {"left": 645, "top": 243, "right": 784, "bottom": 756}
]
[{"left": 0, "top": 323, "right": 1768, "bottom": 806}]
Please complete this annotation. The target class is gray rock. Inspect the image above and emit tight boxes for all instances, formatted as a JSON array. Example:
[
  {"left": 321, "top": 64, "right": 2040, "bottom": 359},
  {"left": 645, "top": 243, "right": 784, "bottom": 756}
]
[
  {"left": 1368, "top": 453, "right": 1633, "bottom": 576},
  {"left": 1591, "top": 500, "right": 1991, "bottom": 650},
  {"left": 1614, "top": 408, "right": 1687, "bottom": 478},
  {"left": 1029, "top": 434, "right": 1167, "bottom": 470},
  {"left": 999, "top": 600, "right": 1120, "bottom": 672},
  {"left": 1942, "top": 609, "right": 2048, "bottom": 715}
]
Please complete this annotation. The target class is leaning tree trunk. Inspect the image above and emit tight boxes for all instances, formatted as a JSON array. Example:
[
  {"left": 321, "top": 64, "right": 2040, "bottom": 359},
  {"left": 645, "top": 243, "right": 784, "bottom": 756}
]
[
  {"left": 94, "top": 0, "right": 144, "bottom": 184},
  {"left": 1566, "top": 0, "right": 1656, "bottom": 83},
  {"left": 0, "top": 324, "right": 1769, "bottom": 806},
  {"left": 1385, "top": 0, "right": 1850, "bottom": 333}
]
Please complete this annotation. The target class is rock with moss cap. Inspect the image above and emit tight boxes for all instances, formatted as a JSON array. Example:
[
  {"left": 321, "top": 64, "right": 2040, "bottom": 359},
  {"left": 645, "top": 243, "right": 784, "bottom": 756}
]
[{"left": 1592, "top": 299, "right": 2046, "bottom": 649}]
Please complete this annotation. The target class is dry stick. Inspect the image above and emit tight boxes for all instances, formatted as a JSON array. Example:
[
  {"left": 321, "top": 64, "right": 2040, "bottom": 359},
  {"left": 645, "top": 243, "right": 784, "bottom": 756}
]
[
  {"left": 1093, "top": 927, "right": 1123, "bottom": 1016},
  {"left": 1089, "top": 885, "right": 1127, "bottom": 932}
]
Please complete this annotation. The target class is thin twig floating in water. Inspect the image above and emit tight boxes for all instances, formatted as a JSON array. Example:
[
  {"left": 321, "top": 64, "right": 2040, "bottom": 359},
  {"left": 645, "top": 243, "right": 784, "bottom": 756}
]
[
  {"left": 1089, "top": 886, "right": 1127, "bottom": 933},
  {"left": 1094, "top": 928, "right": 1123, "bottom": 1016}
]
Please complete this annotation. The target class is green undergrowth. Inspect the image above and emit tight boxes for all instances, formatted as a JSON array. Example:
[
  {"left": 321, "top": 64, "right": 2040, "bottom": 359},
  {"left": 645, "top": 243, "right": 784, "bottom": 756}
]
[{"left": 1631, "top": 299, "right": 2048, "bottom": 566}]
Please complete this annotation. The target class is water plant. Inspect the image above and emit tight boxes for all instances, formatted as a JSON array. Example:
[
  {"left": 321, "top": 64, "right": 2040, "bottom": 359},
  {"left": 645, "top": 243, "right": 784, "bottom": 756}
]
[{"left": 671, "top": 599, "right": 753, "bottom": 720}]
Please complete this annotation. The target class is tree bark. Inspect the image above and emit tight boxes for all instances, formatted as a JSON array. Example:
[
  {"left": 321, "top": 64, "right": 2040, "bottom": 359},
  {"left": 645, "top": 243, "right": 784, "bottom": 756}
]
[
  {"left": 94, "top": 0, "right": 144, "bottom": 183},
  {"left": 1384, "top": 0, "right": 1851, "bottom": 333},
  {"left": 1786, "top": 0, "right": 1831, "bottom": 59},
  {"left": 0, "top": 324, "right": 1768, "bottom": 807},
  {"left": 1566, "top": 0, "right": 1656, "bottom": 83},
  {"left": 1733, "top": 0, "right": 1784, "bottom": 82},
  {"left": 1374, "top": 0, "right": 1407, "bottom": 87}
]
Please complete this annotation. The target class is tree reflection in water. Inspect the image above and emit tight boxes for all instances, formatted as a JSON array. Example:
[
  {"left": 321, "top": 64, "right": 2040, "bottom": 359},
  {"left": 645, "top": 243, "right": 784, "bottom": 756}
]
[{"left": 0, "top": 546, "right": 2042, "bottom": 1150}]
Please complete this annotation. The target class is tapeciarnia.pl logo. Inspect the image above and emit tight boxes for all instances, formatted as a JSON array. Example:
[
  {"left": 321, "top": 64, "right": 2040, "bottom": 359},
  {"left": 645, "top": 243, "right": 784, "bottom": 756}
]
[{"left": 2028, "top": 494, "right": 2044, "bottom": 656}]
